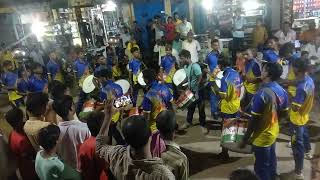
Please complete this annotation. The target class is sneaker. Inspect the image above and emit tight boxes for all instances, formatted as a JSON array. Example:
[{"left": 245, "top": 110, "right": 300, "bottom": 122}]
[
  {"left": 180, "top": 122, "right": 192, "bottom": 130},
  {"left": 287, "top": 141, "right": 292, "bottom": 148},
  {"left": 201, "top": 126, "right": 209, "bottom": 135},
  {"left": 294, "top": 173, "right": 304, "bottom": 180},
  {"left": 305, "top": 152, "right": 313, "bottom": 160}
]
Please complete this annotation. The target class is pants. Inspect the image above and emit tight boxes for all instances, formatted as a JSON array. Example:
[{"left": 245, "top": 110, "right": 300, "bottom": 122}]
[
  {"left": 132, "top": 84, "right": 142, "bottom": 107},
  {"left": 186, "top": 89, "right": 206, "bottom": 127},
  {"left": 232, "top": 37, "right": 244, "bottom": 61},
  {"left": 254, "top": 143, "right": 277, "bottom": 180},
  {"left": 292, "top": 124, "right": 311, "bottom": 174},
  {"left": 109, "top": 123, "right": 125, "bottom": 145},
  {"left": 208, "top": 83, "right": 219, "bottom": 115}
]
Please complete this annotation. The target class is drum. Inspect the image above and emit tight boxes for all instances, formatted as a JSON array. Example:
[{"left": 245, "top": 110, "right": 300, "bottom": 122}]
[
  {"left": 82, "top": 100, "right": 95, "bottom": 112},
  {"left": 82, "top": 75, "right": 96, "bottom": 93},
  {"left": 221, "top": 118, "right": 252, "bottom": 154},
  {"left": 137, "top": 72, "right": 146, "bottom": 86},
  {"left": 173, "top": 69, "right": 187, "bottom": 86},
  {"left": 115, "top": 79, "right": 130, "bottom": 94},
  {"left": 175, "top": 90, "right": 196, "bottom": 110},
  {"left": 214, "top": 71, "right": 224, "bottom": 88}
]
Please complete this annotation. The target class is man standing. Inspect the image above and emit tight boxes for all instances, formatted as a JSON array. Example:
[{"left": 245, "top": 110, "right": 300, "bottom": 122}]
[
  {"left": 289, "top": 60, "right": 315, "bottom": 179},
  {"left": 263, "top": 37, "right": 281, "bottom": 63},
  {"left": 274, "top": 22, "right": 296, "bottom": 46},
  {"left": 46, "top": 50, "right": 63, "bottom": 83},
  {"left": 232, "top": 8, "right": 247, "bottom": 59},
  {"left": 29, "top": 44, "right": 45, "bottom": 67},
  {"left": 204, "top": 39, "right": 220, "bottom": 119},
  {"left": 96, "top": 100, "right": 175, "bottom": 179},
  {"left": 179, "top": 50, "right": 208, "bottom": 134},
  {"left": 182, "top": 31, "right": 201, "bottom": 63},
  {"left": 301, "top": 34, "right": 320, "bottom": 64},
  {"left": 240, "top": 62, "right": 289, "bottom": 180},
  {"left": 178, "top": 16, "right": 193, "bottom": 39}
]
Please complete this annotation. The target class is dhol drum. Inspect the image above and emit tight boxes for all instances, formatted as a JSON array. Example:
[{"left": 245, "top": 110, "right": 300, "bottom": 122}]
[
  {"left": 175, "top": 90, "right": 196, "bottom": 110},
  {"left": 214, "top": 71, "right": 224, "bottom": 88},
  {"left": 137, "top": 72, "right": 146, "bottom": 86},
  {"left": 82, "top": 75, "right": 97, "bottom": 93},
  {"left": 173, "top": 69, "right": 187, "bottom": 87},
  {"left": 221, "top": 118, "right": 252, "bottom": 154},
  {"left": 115, "top": 79, "right": 130, "bottom": 94}
]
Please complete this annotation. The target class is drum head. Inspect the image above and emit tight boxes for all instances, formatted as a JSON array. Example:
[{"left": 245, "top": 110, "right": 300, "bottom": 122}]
[
  {"left": 173, "top": 69, "right": 187, "bottom": 86},
  {"left": 215, "top": 71, "right": 224, "bottom": 88},
  {"left": 82, "top": 75, "right": 96, "bottom": 93},
  {"left": 115, "top": 79, "right": 130, "bottom": 94},
  {"left": 138, "top": 72, "right": 146, "bottom": 86}
]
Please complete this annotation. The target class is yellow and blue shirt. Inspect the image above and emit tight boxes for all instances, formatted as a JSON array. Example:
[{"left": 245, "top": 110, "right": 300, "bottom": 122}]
[
  {"left": 160, "top": 55, "right": 176, "bottom": 84},
  {"left": 244, "top": 58, "right": 261, "bottom": 95},
  {"left": 100, "top": 80, "right": 123, "bottom": 123},
  {"left": 46, "top": 59, "right": 63, "bottom": 82},
  {"left": 250, "top": 82, "right": 289, "bottom": 147},
  {"left": 287, "top": 54, "right": 300, "bottom": 97},
  {"left": 289, "top": 75, "right": 314, "bottom": 126},
  {"left": 142, "top": 81, "right": 173, "bottom": 132},
  {"left": 74, "top": 58, "right": 89, "bottom": 79},
  {"left": 1, "top": 71, "right": 22, "bottom": 101},
  {"left": 27, "top": 75, "right": 48, "bottom": 93},
  {"left": 204, "top": 51, "right": 219, "bottom": 83},
  {"left": 128, "top": 59, "right": 142, "bottom": 85},
  {"left": 263, "top": 49, "right": 280, "bottom": 63},
  {"left": 219, "top": 67, "right": 242, "bottom": 115}
]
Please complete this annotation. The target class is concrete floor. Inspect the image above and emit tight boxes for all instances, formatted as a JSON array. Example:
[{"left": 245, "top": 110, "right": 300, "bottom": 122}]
[{"left": 1, "top": 94, "right": 320, "bottom": 180}]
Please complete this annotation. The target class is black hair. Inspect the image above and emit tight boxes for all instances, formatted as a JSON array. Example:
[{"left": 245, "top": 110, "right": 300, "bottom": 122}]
[
  {"left": 279, "top": 42, "right": 295, "bottom": 58},
  {"left": 167, "top": 16, "right": 173, "bottom": 20},
  {"left": 86, "top": 112, "right": 104, "bottom": 137},
  {"left": 283, "top": 21, "right": 291, "bottom": 25},
  {"left": 229, "top": 169, "right": 258, "bottom": 180},
  {"left": 26, "top": 92, "right": 49, "bottom": 117},
  {"left": 49, "top": 80, "right": 66, "bottom": 101},
  {"left": 218, "top": 59, "right": 232, "bottom": 69},
  {"left": 2, "top": 60, "right": 12, "bottom": 67},
  {"left": 142, "top": 69, "right": 157, "bottom": 83},
  {"left": 173, "top": 12, "right": 178, "bottom": 15},
  {"left": 38, "top": 124, "right": 60, "bottom": 151},
  {"left": 130, "top": 47, "right": 139, "bottom": 54},
  {"left": 256, "top": 17, "right": 263, "bottom": 23},
  {"left": 52, "top": 95, "right": 74, "bottom": 121},
  {"left": 262, "top": 62, "right": 283, "bottom": 81},
  {"left": 32, "top": 63, "right": 43, "bottom": 71},
  {"left": 95, "top": 68, "right": 112, "bottom": 79},
  {"left": 179, "top": 49, "right": 191, "bottom": 59},
  {"left": 301, "top": 51, "right": 309, "bottom": 57},
  {"left": 156, "top": 110, "right": 176, "bottom": 139},
  {"left": 211, "top": 39, "right": 219, "bottom": 44},
  {"left": 267, "top": 36, "right": 279, "bottom": 43},
  {"left": 5, "top": 107, "right": 24, "bottom": 131},
  {"left": 122, "top": 115, "right": 151, "bottom": 149},
  {"left": 292, "top": 59, "right": 308, "bottom": 73}
]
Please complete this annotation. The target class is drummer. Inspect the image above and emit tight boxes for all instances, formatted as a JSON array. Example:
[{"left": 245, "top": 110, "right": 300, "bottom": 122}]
[
  {"left": 27, "top": 63, "right": 48, "bottom": 93},
  {"left": 239, "top": 62, "right": 289, "bottom": 180},
  {"left": 128, "top": 47, "right": 142, "bottom": 107},
  {"left": 217, "top": 60, "right": 242, "bottom": 160},
  {"left": 242, "top": 48, "right": 261, "bottom": 110},
  {"left": 204, "top": 39, "right": 220, "bottom": 119},
  {"left": 159, "top": 44, "right": 177, "bottom": 96},
  {"left": 46, "top": 50, "right": 64, "bottom": 83},
  {"left": 142, "top": 69, "right": 173, "bottom": 133}
]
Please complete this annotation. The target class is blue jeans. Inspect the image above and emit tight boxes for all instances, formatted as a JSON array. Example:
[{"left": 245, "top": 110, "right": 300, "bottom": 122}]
[
  {"left": 208, "top": 89, "right": 219, "bottom": 115},
  {"left": 292, "top": 124, "right": 311, "bottom": 173},
  {"left": 254, "top": 143, "right": 277, "bottom": 180}
]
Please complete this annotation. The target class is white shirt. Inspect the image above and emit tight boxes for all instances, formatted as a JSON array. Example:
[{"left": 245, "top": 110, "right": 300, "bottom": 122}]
[
  {"left": 58, "top": 119, "right": 91, "bottom": 169},
  {"left": 232, "top": 16, "right": 247, "bottom": 38},
  {"left": 30, "top": 50, "right": 44, "bottom": 66},
  {"left": 120, "top": 33, "right": 131, "bottom": 48},
  {"left": 155, "top": 25, "right": 164, "bottom": 40},
  {"left": 302, "top": 43, "right": 320, "bottom": 64},
  {"left": 179, "top": 22, "right": 193, "bottom": 37},
  {"left": 274, "top": 29, "right": 296, "bottom": 45},
  {"left": 182, "top": 39, "right": 201, "bottom": 63},
  {"left": 172, "top": 48, "right": 180, "bottom": 66}
]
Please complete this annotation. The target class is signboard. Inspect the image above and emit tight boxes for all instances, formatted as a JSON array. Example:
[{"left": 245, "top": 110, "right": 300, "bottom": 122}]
[{"left": 69, "top": 0, "right": 93, "bottom": 7}]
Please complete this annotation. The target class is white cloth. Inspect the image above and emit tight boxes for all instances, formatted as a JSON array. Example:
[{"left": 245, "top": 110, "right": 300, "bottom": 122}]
[
  {"left": 155, "top": 26, "right": 164, "bottom": 40},
  {"left": 179, "top": 22, "right": 193, "bottom": 37},
  {"left": 274, "top": 29, "right": 296, "bottom": 45},
  {"left": 58, "top": 119, "right": 91, "bottom": 169},
  {"left": 302, "top": 43, "right": 320, "bottom": 64},
  {"left": 30, "top": 50, "right": 44, "bottom": 66},
  {"left": 154, "top": 45, "right": 166, "bottom": 65},
  {"left": 182, "top": 40, "right": 201, "bottom": 63},
  {"left": 232, "top": 16, "right": 247, "bottom": 38}
]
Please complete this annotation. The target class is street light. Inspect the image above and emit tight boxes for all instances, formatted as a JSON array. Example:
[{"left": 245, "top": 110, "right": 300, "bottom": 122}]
[
  {"left": 202, "top": 0, "right": 214, "bottom": 12},
  {"left": 242, "top": 0, "right": 261, "bottom": 11},
  {"left": 102, "top": 0, "right": 117, "bottom": 12},
  {"left": 31, "top": 20, "right": 46, "bottom": 41}
]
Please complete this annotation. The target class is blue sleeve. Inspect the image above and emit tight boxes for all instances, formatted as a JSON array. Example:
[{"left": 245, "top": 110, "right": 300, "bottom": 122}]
[
  {"left": 208, "top": 56, "right": 218, "bottom": 73},
  {"left": 252, "top": 63, "right": 261, "bottom": 77},
  {"left": 251, "top": 91, "right": 265, "bottom": 116},
  {"left": 220, "top": 77, "right": 227, "bottom": 93},
  {"left": 193, "top": 63, "right": 202, "bottom": 76},
  {"left": 142, "top": 96, "right": 152, "bottom": 112},
  {"left": 128, "top": 61, "right": 133, "bottom": 71},
  {"left": 292, "top": 86, "right": 306, "bottom": 106},
  {"left": 160, "top": 58, "right": 165, "bottom": 68}
]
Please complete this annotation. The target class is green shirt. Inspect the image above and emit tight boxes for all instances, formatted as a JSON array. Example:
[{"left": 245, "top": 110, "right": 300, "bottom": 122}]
[
  {"left": 184, "top": 63, "right": 202, "bottom": 92},
  {"left": 35, "top": 150, "right": 81, "bottom": 180}
]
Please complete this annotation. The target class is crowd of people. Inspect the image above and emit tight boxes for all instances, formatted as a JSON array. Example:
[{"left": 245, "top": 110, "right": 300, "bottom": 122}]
[{"left": 0, "top": 9, "right": 319, "bottom": 180}]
